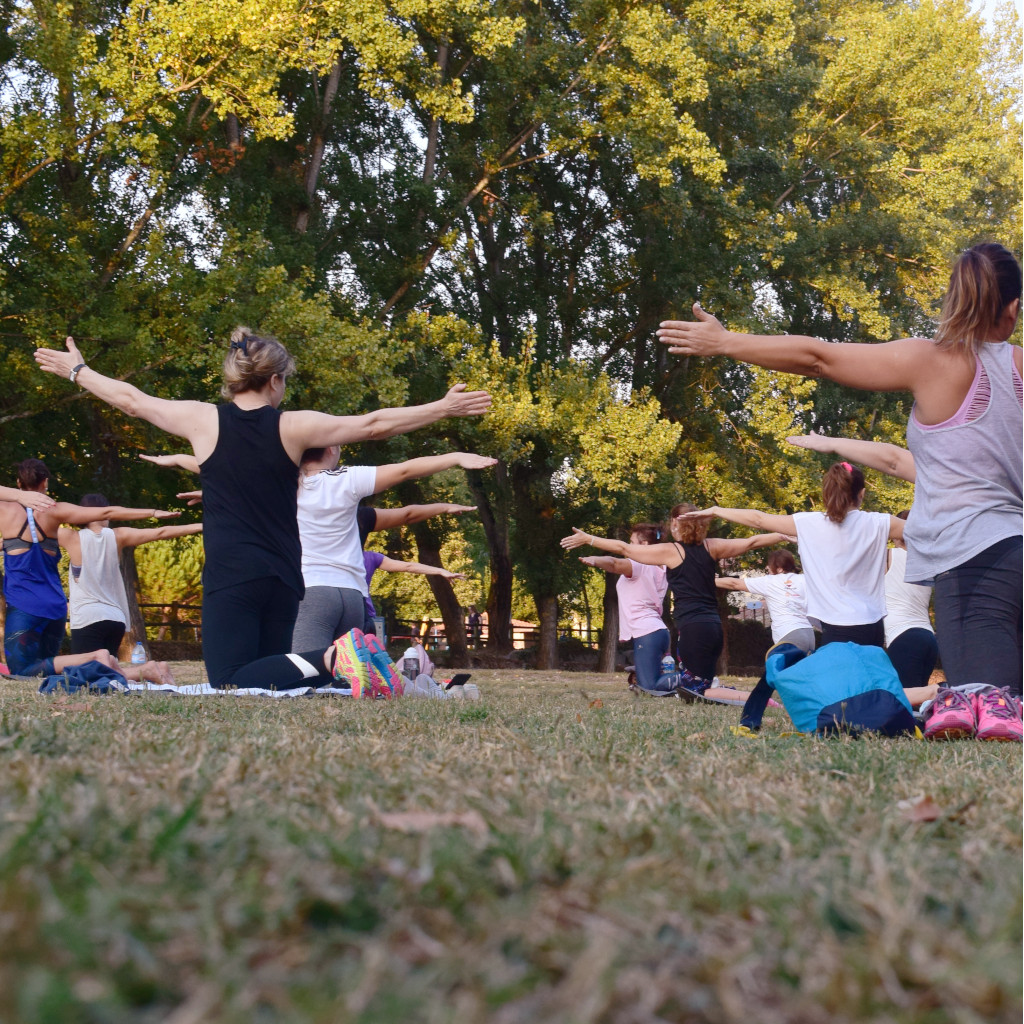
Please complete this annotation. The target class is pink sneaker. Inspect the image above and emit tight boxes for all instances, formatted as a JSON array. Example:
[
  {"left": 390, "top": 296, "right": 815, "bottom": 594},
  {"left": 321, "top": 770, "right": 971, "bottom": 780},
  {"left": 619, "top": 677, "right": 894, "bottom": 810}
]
[
  {"left": 923, "top": 687, "right": 976, "bottom": 740},
  {"left": 974, "top": 689, "right": 1023, "bottom": 742}
]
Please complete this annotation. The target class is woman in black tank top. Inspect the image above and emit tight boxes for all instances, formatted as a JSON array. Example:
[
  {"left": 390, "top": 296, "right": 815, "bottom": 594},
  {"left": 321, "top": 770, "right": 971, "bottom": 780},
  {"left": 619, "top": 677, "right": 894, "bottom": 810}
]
[
  {"left": 563, "top": 503, "right": 792, "bottom": 696},
  {"left": 35, "top": 328, "right": 491, "bottom": 690}
]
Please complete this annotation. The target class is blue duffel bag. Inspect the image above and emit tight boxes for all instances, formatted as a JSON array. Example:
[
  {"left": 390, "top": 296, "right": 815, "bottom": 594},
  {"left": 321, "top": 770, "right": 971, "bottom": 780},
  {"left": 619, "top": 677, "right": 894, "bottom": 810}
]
[{"left": 766, "top": 641, "right": 918, "bottom": 737}]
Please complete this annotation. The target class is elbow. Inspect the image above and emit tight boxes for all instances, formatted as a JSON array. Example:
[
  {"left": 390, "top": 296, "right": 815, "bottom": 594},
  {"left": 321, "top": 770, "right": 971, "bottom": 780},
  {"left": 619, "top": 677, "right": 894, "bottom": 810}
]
[{"left": 362, "top": 412, "right": 388, "bottom": 441}]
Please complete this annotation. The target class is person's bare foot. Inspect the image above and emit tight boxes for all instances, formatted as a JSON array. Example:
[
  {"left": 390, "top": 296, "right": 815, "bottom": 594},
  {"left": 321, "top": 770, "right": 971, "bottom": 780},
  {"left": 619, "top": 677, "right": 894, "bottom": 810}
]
[{"left": 122, "top": 660, "right": 175, "bottom": 686}]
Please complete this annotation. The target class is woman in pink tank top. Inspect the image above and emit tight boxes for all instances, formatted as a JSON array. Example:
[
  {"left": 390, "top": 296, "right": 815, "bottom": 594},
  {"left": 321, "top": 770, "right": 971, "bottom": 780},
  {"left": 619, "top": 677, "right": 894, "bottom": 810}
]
[{"left": 658, "top": 244, "right": 1022, "bottom": 724}]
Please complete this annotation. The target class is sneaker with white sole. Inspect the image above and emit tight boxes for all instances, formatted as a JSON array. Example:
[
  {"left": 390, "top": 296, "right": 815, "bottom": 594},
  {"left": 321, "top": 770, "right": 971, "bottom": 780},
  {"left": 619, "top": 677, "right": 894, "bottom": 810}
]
[
  {"left": 974, "top": 688, "right": 1023, "bottom": 742},
  {"left": 923, "top": 687, "right": 976, "bottom": 740}
]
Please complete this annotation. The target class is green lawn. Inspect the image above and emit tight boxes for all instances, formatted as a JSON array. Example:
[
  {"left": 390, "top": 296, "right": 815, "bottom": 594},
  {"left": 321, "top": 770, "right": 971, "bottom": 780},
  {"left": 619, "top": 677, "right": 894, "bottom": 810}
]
[{"left": 0, "top": 668, "right": 1020, "bottom": 1024}]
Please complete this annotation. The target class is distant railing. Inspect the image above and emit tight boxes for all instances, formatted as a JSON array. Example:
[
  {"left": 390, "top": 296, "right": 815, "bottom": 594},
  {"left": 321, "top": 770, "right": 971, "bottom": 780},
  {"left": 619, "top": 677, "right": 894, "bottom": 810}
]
[{"left": 136, "top": 604, "right": 607, "bottom": 650}]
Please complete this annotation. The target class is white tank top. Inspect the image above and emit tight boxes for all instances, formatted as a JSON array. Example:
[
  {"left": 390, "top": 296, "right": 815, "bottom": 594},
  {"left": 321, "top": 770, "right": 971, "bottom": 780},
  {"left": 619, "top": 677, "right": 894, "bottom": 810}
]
[
  {"left": 69, "top": 527, "right": 131, "bottom": 628},
  {"left": 883, "top": 546, "right": 933, "bottom": 645}
]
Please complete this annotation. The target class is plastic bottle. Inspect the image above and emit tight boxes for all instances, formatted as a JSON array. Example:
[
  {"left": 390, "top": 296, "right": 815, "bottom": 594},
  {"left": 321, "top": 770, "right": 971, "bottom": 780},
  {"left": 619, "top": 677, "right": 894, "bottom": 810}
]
[
  {"left": 131, "top": 641, "right": 147, "bottom": 665},
  {"left": 660, "top": 654, "right": 676, "bottom": 676}
]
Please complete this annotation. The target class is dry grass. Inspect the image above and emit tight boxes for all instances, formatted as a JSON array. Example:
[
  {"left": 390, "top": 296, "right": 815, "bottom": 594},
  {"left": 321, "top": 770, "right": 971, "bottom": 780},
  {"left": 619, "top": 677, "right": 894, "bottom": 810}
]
[{"left": 0, "top": 666, "right": 1020, "bottom": 1023}]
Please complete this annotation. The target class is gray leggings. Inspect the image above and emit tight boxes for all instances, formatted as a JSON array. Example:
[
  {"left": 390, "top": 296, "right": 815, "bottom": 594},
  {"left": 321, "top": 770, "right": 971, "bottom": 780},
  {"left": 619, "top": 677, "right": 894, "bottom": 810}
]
[{"left": 291, "top": 586, "right": 366, "bottom": 654}]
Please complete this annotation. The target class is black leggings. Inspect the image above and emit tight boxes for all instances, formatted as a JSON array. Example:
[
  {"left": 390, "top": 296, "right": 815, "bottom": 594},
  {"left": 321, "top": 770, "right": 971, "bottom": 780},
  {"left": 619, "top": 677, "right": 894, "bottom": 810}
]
[
  {"left": 886, "top": 628, "right": 939, "bottom": 689},
  {"left": 740, "top": 619, "right": 884, "bottom": 731},
  {"left": 203, "top": 577, "right": 333, "bottom": 690},
  {"left": 71, "top": 619, "right": 126, "bottom": 656},
  {"left": 933, "top": 536, "right": 1022, "bottom": 695},
  {"left": 675, "top": 619, "right": 723, "bottom": 681},
  {"left": 818, "top": 619, "right": 885, "bottom": 648}
]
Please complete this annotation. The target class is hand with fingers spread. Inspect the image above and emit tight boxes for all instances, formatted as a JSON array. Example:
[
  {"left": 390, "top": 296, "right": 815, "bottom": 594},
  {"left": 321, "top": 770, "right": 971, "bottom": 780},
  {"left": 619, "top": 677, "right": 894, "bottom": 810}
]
[
  {"left": 786, "top": 431, "right": 833, "bottom": 453},
  {"left": 440, "top": 384, "right": 492, "bottom": 418},
  {"left": 560, "top": 527, "right": 596, "bottom": 551},
  {"left": 177, "top": 490, "right": 203, "bottom": 506},
  {"left": 34, "top": 335, "right": 86, "bottom": 380},
  {"left": 152, "top": 510, "right": 181, "bottom": 520},
  {"left": 657, "top": 304, "right": 730, "bottom": 356}
]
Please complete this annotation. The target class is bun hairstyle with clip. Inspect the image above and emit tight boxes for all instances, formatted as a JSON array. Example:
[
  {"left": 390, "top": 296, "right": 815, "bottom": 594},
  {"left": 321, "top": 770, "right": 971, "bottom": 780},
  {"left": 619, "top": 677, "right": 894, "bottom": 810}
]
[
  {"left": 935, "top": 243, "right": 1022, "bottom": 355},
  {"left": 821, "top": 461, "right": 865, "bottom": 524},
  {"left": 221, "top": 326, "right": 296, "bottom": 399}
]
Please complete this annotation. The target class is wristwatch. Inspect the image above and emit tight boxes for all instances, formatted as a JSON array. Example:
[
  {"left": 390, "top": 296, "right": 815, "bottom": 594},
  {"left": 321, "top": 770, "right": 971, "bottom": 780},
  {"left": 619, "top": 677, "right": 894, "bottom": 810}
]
[{"left": 69, "top": 363, "right": 87, "bottom": 383}]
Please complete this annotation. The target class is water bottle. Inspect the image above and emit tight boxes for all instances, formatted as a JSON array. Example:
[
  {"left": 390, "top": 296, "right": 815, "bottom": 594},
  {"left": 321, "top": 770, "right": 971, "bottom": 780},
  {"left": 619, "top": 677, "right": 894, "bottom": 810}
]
[
  {"left": 131, "top": 641, "right": 147, "bottom": 665},
  {"left": 660, "top": 654, "right": 676, "bottom": 676}
]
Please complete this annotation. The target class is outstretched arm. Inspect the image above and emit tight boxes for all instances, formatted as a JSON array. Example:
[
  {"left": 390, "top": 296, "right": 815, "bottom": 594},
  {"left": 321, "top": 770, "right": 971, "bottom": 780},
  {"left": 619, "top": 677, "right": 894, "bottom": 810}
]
[
  {"left": 377, "top": 556, "right": 466, "bottom": 579},
  {"left": 684, "top": 507, "right": 797, "bottom": 536},
  {"left": 281, "top": 385, "right": 491, "bottom": 461},
  {"left": 372, "top": 453, "right": 497, "bottom": 494},
  {"left": 35, "top": 338, "right": 216, "bottom": 447},
  {"left": 114, "top": 523, "right": 203, "bottom": 549},
  {"left": 139, "top": 453, "right": 201, "bottom": 474},
  {"left": 560, "top": 528, "right": 682, "bottom": 568},
  {"left": 370, "top": 503, "right": 476, "bottom": 530},
  {"left": 715, "top": 576, "right": 751, "bottom": 593},
  {"left": 50, "top": 503, "right": 178, "bottom": 526},
  {"left": 787, "top": 432, "right": 916, "bottom": 482},
  {"left": 0, "top": 487, "right": 55, "bottom": 511},
  {"left": 578, "top": 555, "right": 634, "bottom": 577},
  {"left": 657, "top": 305, "right": 930, "bottom": 393},
  {"left": 707, "top": 533, "right": 793, "bottom": 558}
]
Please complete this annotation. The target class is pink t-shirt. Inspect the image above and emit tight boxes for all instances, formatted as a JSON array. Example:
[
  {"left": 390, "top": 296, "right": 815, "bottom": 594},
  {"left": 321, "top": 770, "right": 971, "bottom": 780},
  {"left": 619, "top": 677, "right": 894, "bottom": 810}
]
[{"left": 616, "top": 560, "right": 669, "bottom": 641}]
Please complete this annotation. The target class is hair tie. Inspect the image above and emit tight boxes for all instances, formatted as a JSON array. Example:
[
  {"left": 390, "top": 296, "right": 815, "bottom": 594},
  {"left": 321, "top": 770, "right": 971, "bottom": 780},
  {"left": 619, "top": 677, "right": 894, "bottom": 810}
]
[
  {"left": 230, "top": 338, "right": 249, "bottom": 356},
  {"left": 841, "top": 461, "right": 853, "bottom": 472}
]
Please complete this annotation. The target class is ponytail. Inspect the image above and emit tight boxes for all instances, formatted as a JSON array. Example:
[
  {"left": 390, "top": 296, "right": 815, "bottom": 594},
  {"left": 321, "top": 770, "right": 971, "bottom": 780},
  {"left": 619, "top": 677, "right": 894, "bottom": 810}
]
[
  {"left": 821, "top": 461, "right": 865, "bottom": 524},
  {"left": 935, "top": 243, "right": 1022, "bottom": 354}
]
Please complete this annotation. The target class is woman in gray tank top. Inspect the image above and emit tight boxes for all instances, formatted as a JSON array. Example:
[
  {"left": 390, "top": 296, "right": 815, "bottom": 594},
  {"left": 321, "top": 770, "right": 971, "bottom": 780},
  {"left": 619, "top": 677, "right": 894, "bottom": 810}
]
[{"left": 657, "top": 243, "right": 1022, "bottom": 697}]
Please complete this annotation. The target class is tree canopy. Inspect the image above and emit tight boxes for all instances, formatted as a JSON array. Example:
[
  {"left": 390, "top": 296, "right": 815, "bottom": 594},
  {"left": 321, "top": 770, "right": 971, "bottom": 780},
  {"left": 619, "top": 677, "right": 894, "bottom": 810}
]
[{"left": 1, "top": 0, "right": 1019, "bottom": 663}]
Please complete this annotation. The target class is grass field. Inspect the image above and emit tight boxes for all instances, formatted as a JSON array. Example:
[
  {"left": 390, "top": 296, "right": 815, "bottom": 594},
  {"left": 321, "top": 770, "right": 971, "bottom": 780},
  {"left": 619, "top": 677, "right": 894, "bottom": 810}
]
[{"left": 0, "top": 666, "right": 1020, "bottom": 1024}]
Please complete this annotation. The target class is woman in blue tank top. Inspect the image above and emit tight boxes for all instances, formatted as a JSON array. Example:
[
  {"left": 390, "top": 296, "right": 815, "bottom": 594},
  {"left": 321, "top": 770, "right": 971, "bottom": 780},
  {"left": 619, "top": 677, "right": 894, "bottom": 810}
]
[
  {"left": 657, "top": 243, "right": 1022, "bottom": 705},
  {"left": 34, "top": 329, "right": 491, "bottom": 690},
  {"left": 0, "top": 459, "right": 176, "bottom": 676}
]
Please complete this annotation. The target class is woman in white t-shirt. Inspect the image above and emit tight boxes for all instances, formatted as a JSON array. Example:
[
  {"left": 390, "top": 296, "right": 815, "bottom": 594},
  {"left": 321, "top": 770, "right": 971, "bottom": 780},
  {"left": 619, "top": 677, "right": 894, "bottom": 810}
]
[
  {"left": 716, "top": 547, "right": 813, "bottom": 731},
  {"left": 716, "top": 548, "right": 815, "bottom": 654},
  {"left": 577, "top": 522, "right": 669, "bottom": 693},
  {"left": 292, "top": 447, "right": 496, "bottom": 653},
  {"left": 686, "top": 462, "right": 903, "bottom": 649}
]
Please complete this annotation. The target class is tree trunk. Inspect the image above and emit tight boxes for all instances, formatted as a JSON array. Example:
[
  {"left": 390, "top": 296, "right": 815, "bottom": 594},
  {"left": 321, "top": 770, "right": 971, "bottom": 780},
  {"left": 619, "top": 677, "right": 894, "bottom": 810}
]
[
  {"left": 296, "top": 57, "right": 343, "bottom": 234},
  {"left": 535, "top": 595, "right": 558, "bottom": 670},
  {"left": 597, "top": 571, "right": 618, "bottom": 673},
  {"left": 465, "top": 466, "right": 513, "bottom": 653},
  {"left": 408, "top": 519, "right": 469, "bottom": 668},
  {"left": 119, "top": 547, "right": 148, "bottom": 657}
]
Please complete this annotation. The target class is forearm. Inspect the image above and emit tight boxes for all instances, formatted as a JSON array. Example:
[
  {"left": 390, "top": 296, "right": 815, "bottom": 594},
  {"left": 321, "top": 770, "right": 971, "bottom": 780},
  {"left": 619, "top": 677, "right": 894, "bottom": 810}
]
[
  {"left": 584, "top": 555, "right": 631, "bottom": 575},
  {"left": 151, "top": 524, "right": 203, "bottom": 541},
  {"left": 818, "top": 437, "right": 916, "bottom": 482},
  {"left": 711, "top": 507, "right": 793, "bottom": 533},
  {"left": 583, "top": 534, "right": 630, "bottom": 557},
  {"left": 374, "top": 455, "right": 459, "bottom": 493},
  {"left": 72, "top": 367, "right": 150, "bottom": 418},
  {"left": 393, "top": 503, "right": 458, "bottom": 526}
]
